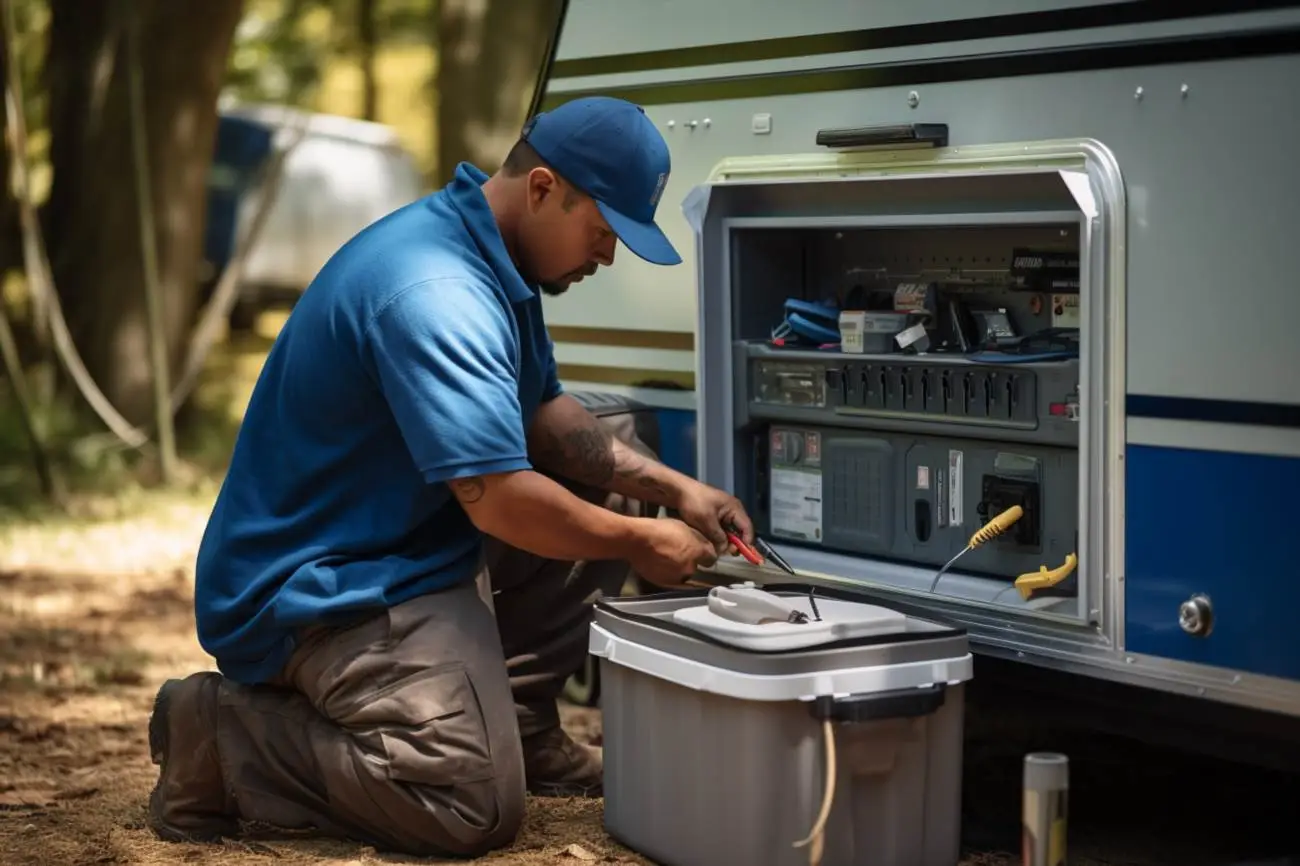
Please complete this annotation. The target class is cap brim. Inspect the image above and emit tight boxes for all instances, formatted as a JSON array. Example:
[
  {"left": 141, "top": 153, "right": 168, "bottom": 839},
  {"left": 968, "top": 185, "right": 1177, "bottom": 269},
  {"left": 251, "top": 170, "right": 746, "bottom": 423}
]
[{"left": 596, "top": 201, "right": 682, "bottom": 266}]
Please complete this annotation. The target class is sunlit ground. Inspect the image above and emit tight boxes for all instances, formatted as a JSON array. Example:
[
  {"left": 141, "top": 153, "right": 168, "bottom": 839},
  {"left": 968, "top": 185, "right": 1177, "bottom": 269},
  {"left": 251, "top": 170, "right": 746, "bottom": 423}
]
[{"left": 0, "top": 311, "right": 649, "bottom": 865}]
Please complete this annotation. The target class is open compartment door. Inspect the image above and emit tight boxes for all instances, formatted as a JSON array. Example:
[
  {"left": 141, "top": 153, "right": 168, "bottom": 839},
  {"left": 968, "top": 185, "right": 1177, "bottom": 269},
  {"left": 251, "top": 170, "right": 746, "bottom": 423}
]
[{"left": 683, "top": 140, "right": 1126, "bottom": 641}]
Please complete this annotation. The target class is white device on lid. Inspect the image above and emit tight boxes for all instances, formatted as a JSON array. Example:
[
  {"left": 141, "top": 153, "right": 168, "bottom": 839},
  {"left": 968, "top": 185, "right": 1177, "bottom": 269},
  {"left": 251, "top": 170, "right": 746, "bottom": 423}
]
[{"left": 670, "top": 584, "right": 910, "bottom": 651}]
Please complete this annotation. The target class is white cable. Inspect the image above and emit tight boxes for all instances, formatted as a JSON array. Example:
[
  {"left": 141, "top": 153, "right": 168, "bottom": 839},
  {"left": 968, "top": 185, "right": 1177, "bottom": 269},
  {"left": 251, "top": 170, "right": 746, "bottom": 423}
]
[{"left": 793, "top": 717, "right": 837, "bottom": 866}]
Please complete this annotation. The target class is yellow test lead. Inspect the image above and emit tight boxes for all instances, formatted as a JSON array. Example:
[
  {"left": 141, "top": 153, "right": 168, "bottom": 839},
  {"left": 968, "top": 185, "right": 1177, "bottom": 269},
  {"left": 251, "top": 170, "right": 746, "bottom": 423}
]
[{"left": 927, "top": 505, "right": 1024, "bottom": 593}]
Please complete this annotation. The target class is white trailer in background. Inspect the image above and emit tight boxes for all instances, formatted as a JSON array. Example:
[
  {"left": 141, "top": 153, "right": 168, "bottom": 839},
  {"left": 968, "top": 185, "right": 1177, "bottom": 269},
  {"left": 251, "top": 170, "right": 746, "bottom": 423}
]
[{"left": 536, "top": 0, "right": 1300, "bottom": 761}]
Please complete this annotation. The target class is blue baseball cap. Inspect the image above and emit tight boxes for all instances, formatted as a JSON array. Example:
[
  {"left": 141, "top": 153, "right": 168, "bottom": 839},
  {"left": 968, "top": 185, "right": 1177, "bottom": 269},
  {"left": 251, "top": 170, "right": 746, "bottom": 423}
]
[{"left": 521, "top": 96, "right": 681, "bottom": 266}]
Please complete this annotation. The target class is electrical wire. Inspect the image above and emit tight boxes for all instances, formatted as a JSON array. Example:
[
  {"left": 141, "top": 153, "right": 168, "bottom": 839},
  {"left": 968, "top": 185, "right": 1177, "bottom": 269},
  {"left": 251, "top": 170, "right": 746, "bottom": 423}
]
[{"left": 793, "top": 718, "right": 837, "bottom": 866}]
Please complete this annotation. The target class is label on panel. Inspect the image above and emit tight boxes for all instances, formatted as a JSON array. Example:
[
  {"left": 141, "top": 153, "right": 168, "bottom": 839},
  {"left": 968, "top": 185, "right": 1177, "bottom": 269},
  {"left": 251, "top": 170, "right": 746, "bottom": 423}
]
[
  {"left": 1051, "top": 293, "right": 1081, "bottom": 328},
  {"left": 771, "top": 468, "right": 823, "bottom": 541},
  {"left": 948, "top": 450, "right": 964, "bottom": 527}
]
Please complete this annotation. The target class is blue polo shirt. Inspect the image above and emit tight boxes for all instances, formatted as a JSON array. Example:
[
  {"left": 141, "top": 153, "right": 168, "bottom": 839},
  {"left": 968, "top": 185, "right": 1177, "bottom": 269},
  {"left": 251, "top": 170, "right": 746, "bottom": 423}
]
[{"left": 194, "top": 162, "right": 563, "bottom": 684}]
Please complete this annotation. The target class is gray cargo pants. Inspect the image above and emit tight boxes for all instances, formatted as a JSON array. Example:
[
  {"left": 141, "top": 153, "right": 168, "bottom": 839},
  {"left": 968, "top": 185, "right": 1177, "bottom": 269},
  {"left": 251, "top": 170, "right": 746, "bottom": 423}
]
[{"left": 202, "top": 419, "right": 654, "bottom": 856}]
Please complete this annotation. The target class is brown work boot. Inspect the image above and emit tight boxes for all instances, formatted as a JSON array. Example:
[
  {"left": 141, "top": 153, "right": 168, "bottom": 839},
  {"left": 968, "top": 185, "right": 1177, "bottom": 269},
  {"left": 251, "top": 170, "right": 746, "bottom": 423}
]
[
  {"left": 147, "top": 673, "right": 238, "bottom": 842},
  {"left": 521, "top": 726, "right": 603, "bottom": 798}
]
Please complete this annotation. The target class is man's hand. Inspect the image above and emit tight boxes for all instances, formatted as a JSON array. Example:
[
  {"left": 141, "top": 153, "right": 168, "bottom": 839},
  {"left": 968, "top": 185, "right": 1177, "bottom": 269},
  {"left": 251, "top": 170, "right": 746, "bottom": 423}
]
[
  {"left": 628, "top": 517, "right": 719, "bottom": 587},
  {"left": 674, "top": 480, "right": 755, "bottom": 555}
]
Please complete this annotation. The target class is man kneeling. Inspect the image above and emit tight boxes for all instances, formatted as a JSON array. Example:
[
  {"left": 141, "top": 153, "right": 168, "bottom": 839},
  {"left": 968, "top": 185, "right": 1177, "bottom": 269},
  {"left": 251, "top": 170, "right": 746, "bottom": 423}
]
[{"left": 147, "top": 95, "right": 754, "bottom": 857}]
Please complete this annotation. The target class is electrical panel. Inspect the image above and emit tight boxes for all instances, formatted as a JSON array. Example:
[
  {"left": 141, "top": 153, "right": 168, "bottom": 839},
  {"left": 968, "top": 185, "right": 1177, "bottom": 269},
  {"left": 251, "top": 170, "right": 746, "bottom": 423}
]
[
  {"left": 731, "top": 223, "right": 1083, "bottom": 599},
  {"left": 747, "top": 347, "right": 1080, "bottom": 448},
  {"left": 756, "top": 425, "right": 1077, "bottom": 582}
]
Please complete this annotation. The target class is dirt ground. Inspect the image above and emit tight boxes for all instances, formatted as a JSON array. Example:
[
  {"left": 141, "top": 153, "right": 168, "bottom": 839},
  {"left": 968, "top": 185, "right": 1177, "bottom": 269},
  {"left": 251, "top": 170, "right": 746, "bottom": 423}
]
[
  {"left": 2, "top": 491, "right": 1297, "bottom": 866},
  {"left": 0, "top": 494, "right": 659, "bottom": 866}
]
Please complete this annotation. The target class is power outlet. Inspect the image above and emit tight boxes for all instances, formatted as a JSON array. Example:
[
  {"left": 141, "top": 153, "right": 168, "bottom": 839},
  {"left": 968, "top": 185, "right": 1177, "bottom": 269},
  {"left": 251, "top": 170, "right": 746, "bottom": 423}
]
[{"left": 979, "top": 474, "right": 1041, "bottom": 548}]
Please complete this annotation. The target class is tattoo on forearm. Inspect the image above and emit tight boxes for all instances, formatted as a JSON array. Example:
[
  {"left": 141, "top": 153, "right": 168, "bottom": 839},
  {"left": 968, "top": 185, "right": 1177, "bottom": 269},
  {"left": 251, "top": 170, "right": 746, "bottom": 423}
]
[
  {"left": 451, "top": 477, "right": 486, "bottom": 504},
  {"left": 533, "top": 417, "right": 671, "bottom": 498},
  {"left": 614, "top": 446, "right": 671, "bottom": 498},
  {"left": 535, "top": 426, "right": 617, "bottom": 488}
]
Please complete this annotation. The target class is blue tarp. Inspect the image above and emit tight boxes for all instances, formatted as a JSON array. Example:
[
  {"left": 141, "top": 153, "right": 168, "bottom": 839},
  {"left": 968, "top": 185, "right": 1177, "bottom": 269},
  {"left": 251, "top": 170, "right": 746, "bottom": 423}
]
[{"left": 203, "top": 114, "right": 276, "bottom": 271}]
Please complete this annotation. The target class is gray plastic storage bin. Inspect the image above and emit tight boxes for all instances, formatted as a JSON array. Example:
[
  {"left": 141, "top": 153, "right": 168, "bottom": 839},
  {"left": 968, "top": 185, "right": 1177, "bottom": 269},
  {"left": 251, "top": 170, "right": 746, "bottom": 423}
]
[{"left": 590, "top": 586, "right": 972, "bottom": 866}]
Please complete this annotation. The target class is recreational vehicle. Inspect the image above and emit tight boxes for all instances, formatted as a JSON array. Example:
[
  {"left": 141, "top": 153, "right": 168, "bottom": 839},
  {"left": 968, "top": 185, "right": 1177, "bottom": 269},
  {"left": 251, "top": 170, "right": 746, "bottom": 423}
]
[{"left": 536, "top": 0, "right": 1300, "bottom": 751}]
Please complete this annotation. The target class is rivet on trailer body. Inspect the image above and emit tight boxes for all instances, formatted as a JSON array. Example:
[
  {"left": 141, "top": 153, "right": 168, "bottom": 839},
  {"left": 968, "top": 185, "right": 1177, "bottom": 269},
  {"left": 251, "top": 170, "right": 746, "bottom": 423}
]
[
  {"left": 907, "top": 90, "right": 920, "bottom": 108},
  {"left": 1134, "top": 86, "right": 1144, "bottom": 100},
  {"left": 666, "top": 120, "right": 675, "bottom": 128},
  {"left": 1181, "top": 83, "right": 1190, "bottom": 98}
]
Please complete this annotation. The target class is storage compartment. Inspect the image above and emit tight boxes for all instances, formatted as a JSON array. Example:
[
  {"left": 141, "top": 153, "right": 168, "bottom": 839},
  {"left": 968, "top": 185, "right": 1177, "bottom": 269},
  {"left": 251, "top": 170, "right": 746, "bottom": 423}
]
[
  {"left": 687, "top": 157, "right": 1114, "bottom": 629},
  {"left": 592, "top": 588, "right": 972, "bottom": 866}
]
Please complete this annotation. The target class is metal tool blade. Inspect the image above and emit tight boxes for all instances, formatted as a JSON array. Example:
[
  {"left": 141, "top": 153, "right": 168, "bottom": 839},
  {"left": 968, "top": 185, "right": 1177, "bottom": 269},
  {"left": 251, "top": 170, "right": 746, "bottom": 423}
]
[{"left": 753, "top": 537, "right": 797, "bottom": 576}]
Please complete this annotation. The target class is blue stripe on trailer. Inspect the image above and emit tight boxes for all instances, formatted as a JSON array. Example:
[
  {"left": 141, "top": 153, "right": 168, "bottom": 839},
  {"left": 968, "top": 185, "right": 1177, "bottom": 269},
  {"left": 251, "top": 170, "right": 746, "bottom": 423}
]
[
  {"left": 1124, "top": 444, "right": 1300, "bottom": 683},
  {"left": 1127, "top": 395, "right": 1300, "bottom": 430},
  {"left": 654, "top": 408, "right": 697, "bottom": 479}
]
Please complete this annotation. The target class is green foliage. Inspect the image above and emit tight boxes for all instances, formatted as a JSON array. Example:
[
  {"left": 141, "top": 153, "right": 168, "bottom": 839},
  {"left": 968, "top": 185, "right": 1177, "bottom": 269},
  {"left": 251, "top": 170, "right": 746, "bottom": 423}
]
[
  {"left": 224, "top": 0, "right": 437, "bottom": 108},
  {"left": 225, "top": 0, "right": 333, "bottom": 106},
  {"left": 0, "top": 0, "right": 451, "bottom": 509}
]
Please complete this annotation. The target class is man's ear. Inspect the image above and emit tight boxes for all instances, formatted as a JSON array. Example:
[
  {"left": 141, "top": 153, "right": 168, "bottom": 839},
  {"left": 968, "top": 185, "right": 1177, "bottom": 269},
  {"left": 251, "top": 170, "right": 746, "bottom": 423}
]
[{"left": 525, "top": 167, "right": 558, "bottom": 215}]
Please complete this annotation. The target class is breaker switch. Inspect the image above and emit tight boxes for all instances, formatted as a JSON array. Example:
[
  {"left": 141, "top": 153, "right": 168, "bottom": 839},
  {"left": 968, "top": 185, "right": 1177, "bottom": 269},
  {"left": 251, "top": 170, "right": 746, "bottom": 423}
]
[{"left": 824, "top": 366, "right": 850, "bottom": 405}]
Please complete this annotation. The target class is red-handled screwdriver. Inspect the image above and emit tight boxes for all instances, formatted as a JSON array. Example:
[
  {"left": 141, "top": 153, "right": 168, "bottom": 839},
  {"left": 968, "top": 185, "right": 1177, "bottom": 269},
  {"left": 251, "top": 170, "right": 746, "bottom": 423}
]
[
  {"left": 725, "top": 524, "right": 798, "bottom": 576},
  {"left": 724, "top": 530, "right": 765, "bottom": 566}
]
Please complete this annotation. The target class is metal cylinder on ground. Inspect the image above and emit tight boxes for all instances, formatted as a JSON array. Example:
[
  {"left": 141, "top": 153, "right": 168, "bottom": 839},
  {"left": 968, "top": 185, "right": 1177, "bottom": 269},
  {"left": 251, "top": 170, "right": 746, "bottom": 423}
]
[{"left": 1022, "top": 751, "right": 1069, "bottom": 866}]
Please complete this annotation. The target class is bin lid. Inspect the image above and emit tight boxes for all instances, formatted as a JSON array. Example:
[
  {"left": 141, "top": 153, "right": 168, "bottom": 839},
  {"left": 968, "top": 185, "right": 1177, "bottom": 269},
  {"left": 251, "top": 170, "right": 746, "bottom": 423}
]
[
  {"left": 590, "top": 586, "right": 971, "bottom": 702},
  {"left": 670, "top": 585, "right": 908, "bottom": 651}
]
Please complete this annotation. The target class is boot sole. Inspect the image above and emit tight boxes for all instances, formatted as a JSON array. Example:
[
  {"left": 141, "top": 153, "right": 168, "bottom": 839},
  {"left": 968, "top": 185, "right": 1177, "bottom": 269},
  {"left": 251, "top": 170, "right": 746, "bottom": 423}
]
[{"left": 147, "top": 678, "right": 235, "bottom": 844}]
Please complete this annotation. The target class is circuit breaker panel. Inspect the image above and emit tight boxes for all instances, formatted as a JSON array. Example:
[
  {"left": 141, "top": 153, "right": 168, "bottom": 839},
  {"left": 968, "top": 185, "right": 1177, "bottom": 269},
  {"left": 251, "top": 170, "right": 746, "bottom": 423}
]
[
  {"left": 758, "top": 426, "right": 1077, "bottom": 579},
  {"left": 722, "top": 219, "right": 1087, "bottom": 614}
]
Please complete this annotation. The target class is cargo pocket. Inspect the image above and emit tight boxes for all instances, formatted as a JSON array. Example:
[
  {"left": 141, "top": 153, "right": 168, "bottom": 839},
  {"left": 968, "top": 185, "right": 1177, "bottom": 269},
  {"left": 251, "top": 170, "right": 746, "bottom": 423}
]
[{"left": 358, "top": 664, "right": 497, "bottom": 786}]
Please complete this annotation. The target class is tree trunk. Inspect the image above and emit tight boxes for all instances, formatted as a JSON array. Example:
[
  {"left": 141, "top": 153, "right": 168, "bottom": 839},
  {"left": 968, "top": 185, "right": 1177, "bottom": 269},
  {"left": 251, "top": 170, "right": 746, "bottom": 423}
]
[
  {"left": 0, "top": 34, "right": 20, "bottom": 276},
  {"left": 358, "top": 0, "right": 378, "bottom": 121},
  {"left": 435, "top": 0, "right": 562, "bottom": 185},
  {"left": 43, "top": 0, "right": 244, "bottom": 427}
]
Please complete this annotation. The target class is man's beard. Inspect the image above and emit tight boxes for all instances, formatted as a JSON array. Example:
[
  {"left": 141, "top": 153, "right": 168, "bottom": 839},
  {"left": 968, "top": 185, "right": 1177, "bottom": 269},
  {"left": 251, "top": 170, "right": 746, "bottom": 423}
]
[{"left": 539, "top": 264, "right": 596, "bottom": 297}]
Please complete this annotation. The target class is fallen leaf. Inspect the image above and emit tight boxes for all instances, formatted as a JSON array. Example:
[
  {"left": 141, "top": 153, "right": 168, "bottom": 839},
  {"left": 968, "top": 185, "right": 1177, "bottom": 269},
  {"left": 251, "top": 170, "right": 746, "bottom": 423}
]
[{"left": 561, "top": 843, "right": 599, "bottom": 861}]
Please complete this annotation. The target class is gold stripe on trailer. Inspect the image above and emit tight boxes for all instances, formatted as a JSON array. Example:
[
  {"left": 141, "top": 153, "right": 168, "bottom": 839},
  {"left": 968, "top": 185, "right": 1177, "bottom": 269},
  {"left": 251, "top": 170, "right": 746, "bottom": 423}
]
[
  {"left": 548, "top": 325, "right": 695, "bottom": 352},
  {"left": 556, "top": 363, "right": 695, "bottom": 390}
]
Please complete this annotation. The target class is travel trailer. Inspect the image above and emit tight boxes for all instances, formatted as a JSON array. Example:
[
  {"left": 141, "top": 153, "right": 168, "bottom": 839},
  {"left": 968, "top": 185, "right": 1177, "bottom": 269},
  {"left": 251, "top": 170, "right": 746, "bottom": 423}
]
[
  {"left": 203, "top": 104, "right": 425, "bottom": 330},
  {"left": 536, "top": 0, "right": 1300, "bottom": 755}
]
